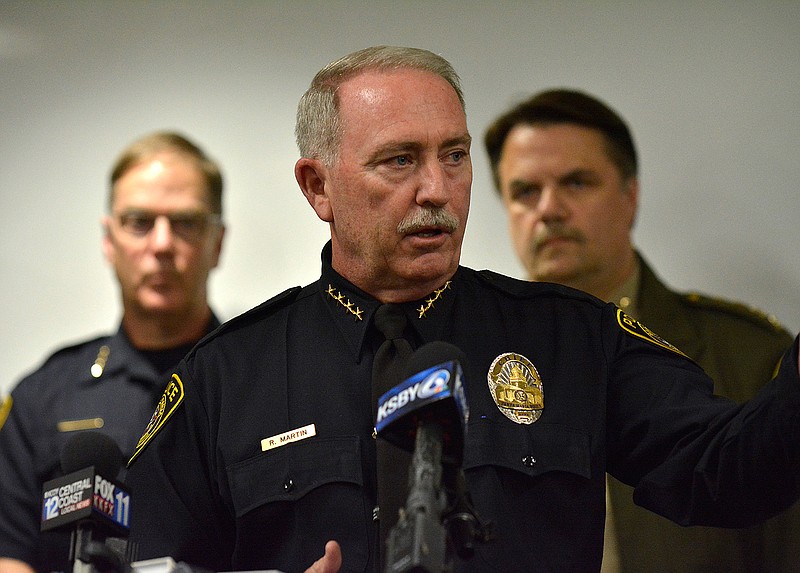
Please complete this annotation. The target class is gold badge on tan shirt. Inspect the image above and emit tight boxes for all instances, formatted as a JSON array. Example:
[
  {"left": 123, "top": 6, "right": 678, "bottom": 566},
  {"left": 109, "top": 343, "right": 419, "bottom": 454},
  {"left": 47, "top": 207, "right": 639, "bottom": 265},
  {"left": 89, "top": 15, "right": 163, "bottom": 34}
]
[{"left": 488, "top": 352, "right": 543, "bottom": 424}]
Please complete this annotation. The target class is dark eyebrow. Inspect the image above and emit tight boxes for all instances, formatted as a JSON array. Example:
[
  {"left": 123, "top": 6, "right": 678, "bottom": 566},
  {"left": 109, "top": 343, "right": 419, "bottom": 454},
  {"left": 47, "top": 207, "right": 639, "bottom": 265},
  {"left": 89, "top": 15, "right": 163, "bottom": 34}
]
[
  {"left": 508, "top": 179, "right": 538, "bottom": 193},
  {"left": 558, "top": 168, "right": 599, "bottom": 183}
]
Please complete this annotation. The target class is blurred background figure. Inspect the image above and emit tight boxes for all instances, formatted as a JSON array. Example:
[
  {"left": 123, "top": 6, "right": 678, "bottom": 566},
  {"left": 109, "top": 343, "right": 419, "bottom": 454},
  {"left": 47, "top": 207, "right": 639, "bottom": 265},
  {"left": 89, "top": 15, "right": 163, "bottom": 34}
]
[
  {"left": 484, "top": 89, "right": 797, "bottom": 572},
  {"left": 0, "top": 131, "right": 226, "bottom": 573}
]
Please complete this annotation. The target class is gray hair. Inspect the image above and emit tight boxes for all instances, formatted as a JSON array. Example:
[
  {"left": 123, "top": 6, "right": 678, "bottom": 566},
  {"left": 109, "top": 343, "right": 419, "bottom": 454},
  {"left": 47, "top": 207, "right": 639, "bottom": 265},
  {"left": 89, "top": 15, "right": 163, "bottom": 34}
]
[{"left": 295, "top": 46, "right": 465, "bottom": 166}]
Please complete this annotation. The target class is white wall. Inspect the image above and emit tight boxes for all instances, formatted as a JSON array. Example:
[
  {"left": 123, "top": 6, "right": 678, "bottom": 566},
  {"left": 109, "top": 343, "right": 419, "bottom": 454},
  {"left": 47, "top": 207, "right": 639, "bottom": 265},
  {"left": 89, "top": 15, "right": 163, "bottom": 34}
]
[{"left": 2, "top": 1, "right": 798, "bottom": 394}]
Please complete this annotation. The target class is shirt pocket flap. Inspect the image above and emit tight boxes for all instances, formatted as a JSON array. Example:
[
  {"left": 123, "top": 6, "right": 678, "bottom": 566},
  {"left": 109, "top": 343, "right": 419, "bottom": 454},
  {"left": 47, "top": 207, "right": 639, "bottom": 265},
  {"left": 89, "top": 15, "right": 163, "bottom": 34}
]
[
  {"left": 227, "top": 435, "right": 362, "bottom": 518},
  {"left": 463, "top": 419, "right": 591, "bottom": 479}
]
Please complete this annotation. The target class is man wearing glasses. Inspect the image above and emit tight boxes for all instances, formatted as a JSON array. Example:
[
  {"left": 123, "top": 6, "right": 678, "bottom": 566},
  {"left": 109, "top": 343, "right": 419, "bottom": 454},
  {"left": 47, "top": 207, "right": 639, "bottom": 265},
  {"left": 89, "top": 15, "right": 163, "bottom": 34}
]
[{"left": 0, "top": 132, "right": 226, "bottom": 573}]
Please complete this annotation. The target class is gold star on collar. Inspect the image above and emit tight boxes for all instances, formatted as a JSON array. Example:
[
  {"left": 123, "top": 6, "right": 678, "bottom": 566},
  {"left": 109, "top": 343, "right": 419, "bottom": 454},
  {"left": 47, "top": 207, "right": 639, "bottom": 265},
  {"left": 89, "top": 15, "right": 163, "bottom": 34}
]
[
  {"left": 326, "top": 284, "right": 364, "bottom": 321},
  {"left": 417, "top": 281, "right": 452, "bottom": 318}
]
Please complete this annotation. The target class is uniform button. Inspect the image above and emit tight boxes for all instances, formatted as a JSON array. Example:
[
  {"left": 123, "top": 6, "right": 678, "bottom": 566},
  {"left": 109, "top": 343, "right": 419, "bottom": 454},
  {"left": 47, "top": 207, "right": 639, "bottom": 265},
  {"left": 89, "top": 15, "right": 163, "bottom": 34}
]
[
  {"left": 522, "top": 456, "right": 536, "bottom": 467},
  {"left": 283, "top": 477, "right": 294, "bottom": 492}
]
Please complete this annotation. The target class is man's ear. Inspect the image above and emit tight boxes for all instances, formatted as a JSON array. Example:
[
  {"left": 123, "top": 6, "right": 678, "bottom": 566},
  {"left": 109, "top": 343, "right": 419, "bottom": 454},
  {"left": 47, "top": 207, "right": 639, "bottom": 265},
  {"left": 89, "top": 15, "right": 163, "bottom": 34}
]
[
  {"left": 295, "top": 157, "right": 333, "bottom": 223},
  {"left": 625, "top": 176, "right": 640, "bottom": 229},
  {"left": 100, "top": 216, "right": 115, "bottom": 265}
]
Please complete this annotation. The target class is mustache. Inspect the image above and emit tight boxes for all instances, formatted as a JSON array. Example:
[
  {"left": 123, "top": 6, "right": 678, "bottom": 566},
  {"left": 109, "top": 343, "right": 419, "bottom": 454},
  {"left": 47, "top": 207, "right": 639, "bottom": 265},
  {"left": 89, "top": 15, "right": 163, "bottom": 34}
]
[
  {"left": 532, "top": 223, "right": 584, "bottom": 249},
  {"left": 397, "top": 207, "right": 460, "bottom": 234}
]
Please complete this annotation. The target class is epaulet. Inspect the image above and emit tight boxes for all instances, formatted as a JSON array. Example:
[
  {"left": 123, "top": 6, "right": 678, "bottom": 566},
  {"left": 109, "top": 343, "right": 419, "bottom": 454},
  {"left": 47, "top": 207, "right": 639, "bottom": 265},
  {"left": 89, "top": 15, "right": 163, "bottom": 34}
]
[
  {"left": 46, "top": 335, "right": 107, "bottom": 358},
  {"left": 474, "top": 269, "right": 602, "bottom": 305},
  {"left": 681, "top": 292, "right": 787, "bottom": 333},
  {"left": 205, "top": 286, "right": 302, "bottom": 338},
  {"left": 36, "top": 335, "right": 109, "bottom": 369}
]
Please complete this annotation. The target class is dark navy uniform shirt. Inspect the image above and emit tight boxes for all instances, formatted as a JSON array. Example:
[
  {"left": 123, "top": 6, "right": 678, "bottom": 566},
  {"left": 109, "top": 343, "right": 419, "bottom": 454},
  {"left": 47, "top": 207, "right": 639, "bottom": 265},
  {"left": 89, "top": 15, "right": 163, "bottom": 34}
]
[
  {"left": 0, "top": 317, "right": 219, "bottom": 573},
  {"left": 126, "top": 245, "right": 800, "bottom": 573}
]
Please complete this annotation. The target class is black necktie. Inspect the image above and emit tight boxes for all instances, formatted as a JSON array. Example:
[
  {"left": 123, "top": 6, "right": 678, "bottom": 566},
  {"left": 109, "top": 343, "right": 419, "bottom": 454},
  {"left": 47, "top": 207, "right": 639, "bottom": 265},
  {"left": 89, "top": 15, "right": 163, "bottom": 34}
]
[{"left": 371, "top": 304, "right": 414, "bottom": 565}]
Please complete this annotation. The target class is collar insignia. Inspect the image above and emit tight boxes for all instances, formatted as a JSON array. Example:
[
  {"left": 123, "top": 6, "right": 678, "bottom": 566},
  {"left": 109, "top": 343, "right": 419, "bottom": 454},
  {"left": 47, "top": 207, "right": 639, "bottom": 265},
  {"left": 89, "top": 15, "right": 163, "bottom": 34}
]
[
  {"left": 417, "top": 280, "right": 451, "bottom": 318},
  {"left": 488, "top": 352, "right": 543, "bottom": 425},
  {"left": 91, "top": 345, "right": 110, "bottom": 378},
  {"left": 326, "top": 284, "right": 364, "bottom": 321}
]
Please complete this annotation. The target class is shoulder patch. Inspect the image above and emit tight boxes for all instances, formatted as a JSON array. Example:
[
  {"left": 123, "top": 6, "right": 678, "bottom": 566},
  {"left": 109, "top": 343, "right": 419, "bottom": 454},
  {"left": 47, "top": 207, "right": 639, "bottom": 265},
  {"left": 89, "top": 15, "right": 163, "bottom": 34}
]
[
  {"left": 127, "top": 374, "right": 185, "bottom": 466},
  {"left": 682, "top": 292, "right": 787, "bottom": 333},
  {"left": 0, "top": 394, "right": 11, "bottom": 431},
  {"left": 616, "top": 308, "right": 690, "bottom": 359}
]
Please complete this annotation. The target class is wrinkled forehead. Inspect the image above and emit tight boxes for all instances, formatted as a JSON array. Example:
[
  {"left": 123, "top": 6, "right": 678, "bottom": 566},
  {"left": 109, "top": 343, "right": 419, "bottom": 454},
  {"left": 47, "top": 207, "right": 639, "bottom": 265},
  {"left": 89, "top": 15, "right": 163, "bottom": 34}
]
[
  {"left": 336, "top": 68, "right": 468, "bottom": 143},
  {"left": 110, "top": 152, "right": 211, "bottom": 208}
]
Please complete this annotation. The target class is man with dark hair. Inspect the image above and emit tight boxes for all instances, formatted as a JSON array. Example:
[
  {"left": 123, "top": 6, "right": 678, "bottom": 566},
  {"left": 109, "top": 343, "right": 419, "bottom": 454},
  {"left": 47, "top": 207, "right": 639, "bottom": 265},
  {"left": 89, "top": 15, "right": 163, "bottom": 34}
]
[
  {"left": 126, "top": 48, "right": 800, "bottom": 573},
  {"left": 485, "top": 88, "right": 797, "bottom": 572},
  {"left": 0, "top": 131, "right": 226, "bottom": 573}
]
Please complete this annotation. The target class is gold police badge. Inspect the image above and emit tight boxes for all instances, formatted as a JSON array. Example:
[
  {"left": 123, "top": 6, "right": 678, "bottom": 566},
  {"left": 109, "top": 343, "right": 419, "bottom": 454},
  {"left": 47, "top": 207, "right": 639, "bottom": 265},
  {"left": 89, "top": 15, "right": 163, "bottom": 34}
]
[{"left": 488, "top": 352, "right": 543, "bottom": 424}]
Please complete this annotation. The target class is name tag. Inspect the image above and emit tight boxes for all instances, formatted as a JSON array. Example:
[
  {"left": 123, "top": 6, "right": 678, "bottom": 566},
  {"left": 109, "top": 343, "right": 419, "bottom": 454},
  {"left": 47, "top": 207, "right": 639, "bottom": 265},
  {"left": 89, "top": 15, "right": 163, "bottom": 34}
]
[{"left": 261, "top": 424, "right": 316, "bottom": 451}]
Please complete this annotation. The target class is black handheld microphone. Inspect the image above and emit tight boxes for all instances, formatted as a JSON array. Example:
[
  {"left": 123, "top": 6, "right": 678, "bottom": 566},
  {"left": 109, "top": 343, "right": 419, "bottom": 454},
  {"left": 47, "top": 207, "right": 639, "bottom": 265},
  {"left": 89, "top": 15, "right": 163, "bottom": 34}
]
[
  {"left": 41, "top": 431, "right": 132, "bottom": 573},
  {"left": 376, "top": 341, "right": 478, "bottom": 572}
]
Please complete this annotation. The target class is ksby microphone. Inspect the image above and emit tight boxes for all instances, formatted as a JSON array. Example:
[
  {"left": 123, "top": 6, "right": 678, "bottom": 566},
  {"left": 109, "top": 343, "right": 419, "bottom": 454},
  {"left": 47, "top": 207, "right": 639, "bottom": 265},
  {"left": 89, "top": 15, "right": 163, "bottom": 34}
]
[
  {"left": 41, "top": 431, "right": 132, "bottom": 573},
  {"left": 376, "top": 341, "right": 469, "bottom": 463},
  {"left": 376, "top": 341, "right": 472, "bottom": 572}
]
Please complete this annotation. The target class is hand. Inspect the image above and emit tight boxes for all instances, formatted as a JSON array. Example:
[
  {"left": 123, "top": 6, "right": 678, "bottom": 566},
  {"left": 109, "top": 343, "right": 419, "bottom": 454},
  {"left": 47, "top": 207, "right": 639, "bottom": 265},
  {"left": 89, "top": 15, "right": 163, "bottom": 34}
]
[{"left": 304, "top": 540, "right": 342, "bottom": 573}]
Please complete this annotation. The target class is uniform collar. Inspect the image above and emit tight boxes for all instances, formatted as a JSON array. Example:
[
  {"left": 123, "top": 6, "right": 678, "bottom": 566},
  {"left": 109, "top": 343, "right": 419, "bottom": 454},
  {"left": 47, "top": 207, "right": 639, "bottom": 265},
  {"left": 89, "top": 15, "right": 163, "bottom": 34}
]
[
  {"left": 91, "top": 313, "right": 221, "bottom": 388},
  {"left": 607, "top": 256, "right": 641, "bottom": 319},
  {"left": 318, "top": 241, "right": 457, "bottom": 360}
]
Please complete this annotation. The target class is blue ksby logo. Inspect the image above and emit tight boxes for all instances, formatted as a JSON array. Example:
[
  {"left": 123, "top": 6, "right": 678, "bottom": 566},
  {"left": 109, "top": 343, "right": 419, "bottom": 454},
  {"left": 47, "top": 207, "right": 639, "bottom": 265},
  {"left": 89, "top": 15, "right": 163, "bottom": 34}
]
[{"left": 376, "top": 365, "right": 453, "bottom": 431}]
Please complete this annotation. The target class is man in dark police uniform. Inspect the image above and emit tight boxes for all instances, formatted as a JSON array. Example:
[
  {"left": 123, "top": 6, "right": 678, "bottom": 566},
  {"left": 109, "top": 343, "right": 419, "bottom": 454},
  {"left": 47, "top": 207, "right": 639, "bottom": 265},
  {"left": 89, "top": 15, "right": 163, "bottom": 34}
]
[
  {"left": 0, "top": 132, "right": 225, "bottom": 573},
  {"left": 126, "top": 47, "right": 800, "bottom": 573}
]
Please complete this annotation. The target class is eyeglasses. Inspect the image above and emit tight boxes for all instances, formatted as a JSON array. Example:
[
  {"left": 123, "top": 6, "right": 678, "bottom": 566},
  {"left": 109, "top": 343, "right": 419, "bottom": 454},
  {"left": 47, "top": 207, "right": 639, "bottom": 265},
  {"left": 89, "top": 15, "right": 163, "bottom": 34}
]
[{"left": 114, "top": 210, "right": 221, "bottom": 242}]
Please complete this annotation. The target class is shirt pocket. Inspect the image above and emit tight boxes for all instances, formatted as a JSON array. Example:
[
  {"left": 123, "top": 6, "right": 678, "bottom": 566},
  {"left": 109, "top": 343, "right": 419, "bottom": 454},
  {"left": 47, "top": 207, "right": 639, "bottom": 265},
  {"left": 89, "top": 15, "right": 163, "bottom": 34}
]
[
  {"left": 227, "top": 435, "right": 364, "bottom": 518},
  {"left": 459, "top": 420, "right": 596, "bottom": 571},
  {"left": 225, "top": 435, "right": 371, "bottom": 570}
]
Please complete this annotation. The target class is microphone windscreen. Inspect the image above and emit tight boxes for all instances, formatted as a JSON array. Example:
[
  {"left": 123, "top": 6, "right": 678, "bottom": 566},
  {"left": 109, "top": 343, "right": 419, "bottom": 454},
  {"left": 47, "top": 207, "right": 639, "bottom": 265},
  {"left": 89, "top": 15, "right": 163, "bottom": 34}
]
[
  {"left": 404, "top": 341, "right": 467, "bottom": 378},
  {"left": 59, "top": 431, "right": 124, "bottom": 478}
]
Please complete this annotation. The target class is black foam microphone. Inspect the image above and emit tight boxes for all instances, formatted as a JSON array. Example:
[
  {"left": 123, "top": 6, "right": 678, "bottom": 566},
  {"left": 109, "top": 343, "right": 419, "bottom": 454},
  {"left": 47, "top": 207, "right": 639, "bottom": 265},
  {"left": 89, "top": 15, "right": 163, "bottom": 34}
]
[
  {"left": 376, "top": 341, "right": 489, "bottom": 572},
  {"left": 42, "top": 431, "right": 132, "bottom": 573}
]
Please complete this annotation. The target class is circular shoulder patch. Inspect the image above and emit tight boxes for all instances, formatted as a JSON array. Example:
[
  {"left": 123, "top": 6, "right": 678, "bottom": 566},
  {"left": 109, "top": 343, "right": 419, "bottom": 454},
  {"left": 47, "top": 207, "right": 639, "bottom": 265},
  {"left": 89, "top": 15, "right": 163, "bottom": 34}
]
[
  {"left": 127, "top": 373, "right": 185, "bottom": 466},
  {"left": 616, "top": 308, "right": 689, "bottom": 359},
  {"left": 0, "top": 394, "right": 12, "bottom": 431}
]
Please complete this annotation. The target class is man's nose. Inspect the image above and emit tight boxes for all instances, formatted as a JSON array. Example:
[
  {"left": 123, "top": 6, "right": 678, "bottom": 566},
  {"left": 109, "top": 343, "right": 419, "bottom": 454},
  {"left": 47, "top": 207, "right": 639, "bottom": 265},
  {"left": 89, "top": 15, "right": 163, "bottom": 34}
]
[
  {"left": 148, "top": 215, "right": 177, "bottom": 250},
  {"left": 416, "top": 162, "right": 449, "bottom": 207},
  {"left": 538, "top": 187, "right": 567, "bottom": 220}
]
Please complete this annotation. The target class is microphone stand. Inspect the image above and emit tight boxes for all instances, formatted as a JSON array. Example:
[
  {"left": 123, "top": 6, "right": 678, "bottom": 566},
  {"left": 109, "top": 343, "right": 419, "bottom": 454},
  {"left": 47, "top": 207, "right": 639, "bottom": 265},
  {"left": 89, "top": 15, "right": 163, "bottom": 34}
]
[
  {"left": 384, "top": 422, "right": 492, "bottom": 573},
  {"left": 71, "top": 521, "right": 131, "bottom": 573},
  {"left": 385, "top": 422, "right": 447, "bottom": 573}
]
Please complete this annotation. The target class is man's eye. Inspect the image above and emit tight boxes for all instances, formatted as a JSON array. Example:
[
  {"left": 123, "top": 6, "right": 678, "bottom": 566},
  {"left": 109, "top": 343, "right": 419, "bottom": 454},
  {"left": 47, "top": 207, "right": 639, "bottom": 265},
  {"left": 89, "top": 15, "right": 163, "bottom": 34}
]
[
  {"left": 566, "top": 178, "right": 591, "bottom": 190},
  {"left": 123, "top": 215, "right": 154, "bottom": 233},
  {"left": 509, "top": 185, "right": 539, "bottom": 201},
  {"left": 394, "top": 156, "right": 411, "bottom": 166},
  {"left": 171, "top": 217, "right": 202, "bottom": 234}
]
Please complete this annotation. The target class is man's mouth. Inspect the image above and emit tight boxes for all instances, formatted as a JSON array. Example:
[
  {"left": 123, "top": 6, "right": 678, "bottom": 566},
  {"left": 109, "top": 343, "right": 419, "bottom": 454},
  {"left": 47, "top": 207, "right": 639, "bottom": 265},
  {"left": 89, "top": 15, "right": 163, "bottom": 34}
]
[
  {"left": 409, "top": 227, "right": 446, "bottom": 238},
  {"left": 397, "top": 208, "right": 459, "bottom": 238}
]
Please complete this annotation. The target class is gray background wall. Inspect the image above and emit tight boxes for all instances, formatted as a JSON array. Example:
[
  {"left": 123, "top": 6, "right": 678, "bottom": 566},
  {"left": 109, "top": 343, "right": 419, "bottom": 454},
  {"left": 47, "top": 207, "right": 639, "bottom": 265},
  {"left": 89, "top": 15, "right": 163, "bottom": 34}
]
[{"left": 2, "top": 1, "right": 798, "bottom": 395}]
